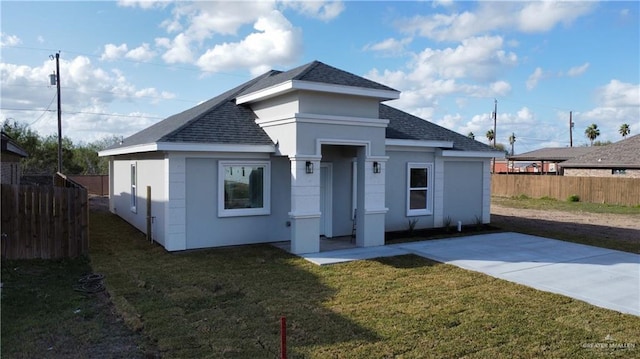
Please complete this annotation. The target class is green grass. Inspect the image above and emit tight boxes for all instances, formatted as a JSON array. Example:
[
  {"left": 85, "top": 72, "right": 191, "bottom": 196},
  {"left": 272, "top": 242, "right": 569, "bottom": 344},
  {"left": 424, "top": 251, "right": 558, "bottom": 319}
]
[
  {"left": 86, "top": 211, "right": 639, "bottom": 358},
  {"left": 493, "top": 195, "right": 640, "bottom": 215},
  {"left": 1, "top": 257, "right": 149, "bottom": 358}
]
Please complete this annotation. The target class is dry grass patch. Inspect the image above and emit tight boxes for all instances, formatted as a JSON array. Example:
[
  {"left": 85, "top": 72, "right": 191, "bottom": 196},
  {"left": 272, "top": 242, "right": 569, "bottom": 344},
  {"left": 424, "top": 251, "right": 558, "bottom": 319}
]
[{"left": 87, "top": 211, "right": 639, "bottom": 358}]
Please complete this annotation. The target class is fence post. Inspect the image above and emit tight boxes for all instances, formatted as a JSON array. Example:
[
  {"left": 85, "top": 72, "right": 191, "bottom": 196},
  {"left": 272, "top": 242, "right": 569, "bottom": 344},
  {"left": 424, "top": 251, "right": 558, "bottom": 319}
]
[{"left": 146, "top": 186, "right": 152, "bottom": 242}]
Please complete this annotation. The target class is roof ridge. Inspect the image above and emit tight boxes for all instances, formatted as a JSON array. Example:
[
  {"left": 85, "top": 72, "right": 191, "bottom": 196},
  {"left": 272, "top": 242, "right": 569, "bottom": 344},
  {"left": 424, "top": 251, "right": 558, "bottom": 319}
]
[{"left": 292, "top": 60, "right": 322, "bottom": 80}]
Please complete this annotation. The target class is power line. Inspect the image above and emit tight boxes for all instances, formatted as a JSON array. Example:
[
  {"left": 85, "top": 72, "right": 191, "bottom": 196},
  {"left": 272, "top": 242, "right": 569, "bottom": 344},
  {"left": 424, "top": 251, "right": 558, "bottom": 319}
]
[
  {"left": 0, "top": 107, "right": 164, "bottom": 120},
  {"left": 28, "top": 92, "right": 57, "bottom": 126}
]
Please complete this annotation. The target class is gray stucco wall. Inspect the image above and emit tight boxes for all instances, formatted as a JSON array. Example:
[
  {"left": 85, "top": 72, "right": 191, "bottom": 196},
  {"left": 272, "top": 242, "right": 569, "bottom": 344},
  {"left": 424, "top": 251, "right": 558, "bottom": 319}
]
[
  {"left": 443, "top": 161, "right": 483, "bottom": 225},
  {"left": 385, "top": 149, "right": 436, "bottom": 232},
  {"left": 184, "top": 156, "right": 291, "bottom": 249}
]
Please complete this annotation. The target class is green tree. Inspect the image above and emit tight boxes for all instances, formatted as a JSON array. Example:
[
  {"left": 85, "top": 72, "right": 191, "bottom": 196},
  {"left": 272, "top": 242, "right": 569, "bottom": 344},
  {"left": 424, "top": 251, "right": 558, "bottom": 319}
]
[
  {"left": 619, "top": 123, "right": 631, "bottom": 139},
  {"left": 486, "top": 129, "right": 495, "bottom": 145},
  {"left": 584, "top": 123, "right": 600, "bottom": 146}
]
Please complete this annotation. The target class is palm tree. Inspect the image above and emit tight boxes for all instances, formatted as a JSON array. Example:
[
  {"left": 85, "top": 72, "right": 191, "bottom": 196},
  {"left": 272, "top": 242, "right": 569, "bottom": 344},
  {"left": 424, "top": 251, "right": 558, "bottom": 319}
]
[
  {"left": 486, "top": 129, "right": 495, "bottom": 146},
  {"left": 508, "top": 132, "right": 516, "bottom": 156},
  {"left": 619, "top": 123, "right": 631, "bottom": 139},
  {"left": 467, "top": 132, "right": 475, "bottom": 140},
  {"left": 584, "top": 124, "right": 600, "bottom": 146}
]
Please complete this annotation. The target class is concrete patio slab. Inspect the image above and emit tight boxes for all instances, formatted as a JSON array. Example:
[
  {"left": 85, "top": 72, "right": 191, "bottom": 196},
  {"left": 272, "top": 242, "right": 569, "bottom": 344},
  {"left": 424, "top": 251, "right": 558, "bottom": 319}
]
[{"left": 283, "top": 232, "right": 639, "bottom": 316}]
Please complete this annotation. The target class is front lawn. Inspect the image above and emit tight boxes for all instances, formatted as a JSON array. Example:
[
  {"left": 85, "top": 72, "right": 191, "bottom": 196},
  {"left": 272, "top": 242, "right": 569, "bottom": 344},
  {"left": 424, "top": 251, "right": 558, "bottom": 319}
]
[{"left": 87, "top": 211, "right": 639, "bottom": 358}]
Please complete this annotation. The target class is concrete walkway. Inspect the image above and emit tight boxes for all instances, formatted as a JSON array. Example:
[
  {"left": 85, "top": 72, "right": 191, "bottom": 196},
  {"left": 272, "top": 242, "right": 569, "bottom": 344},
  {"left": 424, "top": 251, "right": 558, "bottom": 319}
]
[{"left": 300, "top": 232, "right": 639, "bottom": 316}]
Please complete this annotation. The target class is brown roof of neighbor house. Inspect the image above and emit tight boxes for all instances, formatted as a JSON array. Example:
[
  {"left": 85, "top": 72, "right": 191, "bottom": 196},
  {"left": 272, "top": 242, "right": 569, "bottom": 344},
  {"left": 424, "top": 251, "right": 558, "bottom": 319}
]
[
  {"left": 560, "top": 134, "right": 640, "bottom": 169},
  {"left": 508, "top": 146, "right": 594, "bottom": 162}
]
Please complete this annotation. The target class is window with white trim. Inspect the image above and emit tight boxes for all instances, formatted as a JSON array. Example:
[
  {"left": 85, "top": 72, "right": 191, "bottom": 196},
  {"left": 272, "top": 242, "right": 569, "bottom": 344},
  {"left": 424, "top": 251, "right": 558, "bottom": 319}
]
[
  {"left": 130, "top": 162, "right": 137, "bottom": 213},
  {"left": 406, "top": 162, "right": 433, "bottom": 216},
  {"left": 218, "top": 161, "right": 270, "bottom": 217}
]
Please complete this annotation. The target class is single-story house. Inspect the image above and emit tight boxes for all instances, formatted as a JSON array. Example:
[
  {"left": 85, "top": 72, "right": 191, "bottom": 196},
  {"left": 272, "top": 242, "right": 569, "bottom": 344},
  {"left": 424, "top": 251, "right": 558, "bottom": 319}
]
[
  {"left": 560, "top": 134, "right": 640, "bottom": 178},
  {"left": 507, "top": 147, "right": 594, "bottom": 175},
  {"left": 1, "top": 131, "right": 28, "bottom": 185},
  {"left": 99, "top": 61, "right": 503, "bottom": 254}
]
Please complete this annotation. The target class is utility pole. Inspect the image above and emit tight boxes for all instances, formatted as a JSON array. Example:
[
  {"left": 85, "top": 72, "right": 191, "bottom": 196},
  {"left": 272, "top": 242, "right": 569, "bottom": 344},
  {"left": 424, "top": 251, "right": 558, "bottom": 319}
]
[
  {"left": 50, "top": 52, "right": 62, "bottom": 173},
  {"left": 569, "top": 111, "right": 574, "bottom": 147},
  {"left": 492, "top": 99, "right": 497, "bottom": 174}
]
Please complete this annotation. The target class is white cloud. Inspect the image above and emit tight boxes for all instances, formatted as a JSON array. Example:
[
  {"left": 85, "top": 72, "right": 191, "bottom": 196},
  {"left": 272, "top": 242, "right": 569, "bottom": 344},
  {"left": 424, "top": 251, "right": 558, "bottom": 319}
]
[
  {"left": 410, "top": 36, "right": 517, "bottom": 82},
  {"left": 596, "top": 80, "right": 639, "bottom": 107},
  {"left": 518, "top": 1, "right": 595, "bottom": 33},
  {"left": 196, "top": 10, "right": 302, "bottom": 75},
  {"left": 364, "top": 37, "right": 412, "bottom": 56},
  {"left": 0, "top": 32, "right": 21, "bottom": 46},
  {"left": 566, "top": 62, "right": 589, "bottom": 77},
  {"left": 397, "top": 2, "right": 595, "bottom": 42},
  {"left": 0, "top": 56, "right": 175, "bottom": 141},
  {"left": 526, "top": 67, "right": 544, "bottom": 90},
  {"left": 117, "top": 0, "right": 170, "bottom": 10},
  {"left": 125, "top": 43, "right": 156, "bottom": 62},
  {"left": 156, "top": 33, "right": 193, "bottom": 63},
  {"left": 281, "top": 0, "right": 345, "bottom": 21},
  {"left": 37, "top": 36, "right": 45, "bottom": 44},
  {"left": 101, "top": 43, "right": 128, "bottom": 61}
]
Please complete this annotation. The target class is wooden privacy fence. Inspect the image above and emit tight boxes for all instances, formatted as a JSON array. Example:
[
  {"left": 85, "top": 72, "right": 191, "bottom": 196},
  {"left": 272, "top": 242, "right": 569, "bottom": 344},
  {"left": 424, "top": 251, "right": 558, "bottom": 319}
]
[
  {"left": 492, "top": 174, "right": 640, "bottom": 206},
  {"left": 1, "top": 184, "right": 89, "bottom": 259},
  {"left": 68, "top": 175, "right": 109, "bottom": 196}
]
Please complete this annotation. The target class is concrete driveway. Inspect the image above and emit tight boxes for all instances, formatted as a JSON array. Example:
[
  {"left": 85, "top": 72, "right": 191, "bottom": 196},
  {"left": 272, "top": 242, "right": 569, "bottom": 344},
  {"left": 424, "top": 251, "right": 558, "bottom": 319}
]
[{"left": 301, "top": 232, "right": 639, "bottom": 316}]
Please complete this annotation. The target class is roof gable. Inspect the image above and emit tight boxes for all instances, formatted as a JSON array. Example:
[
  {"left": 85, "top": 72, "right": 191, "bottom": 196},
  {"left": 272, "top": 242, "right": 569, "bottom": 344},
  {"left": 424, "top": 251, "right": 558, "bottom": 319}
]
[{"left": 238, "top": 61, "right": 397, "bottom": 97}]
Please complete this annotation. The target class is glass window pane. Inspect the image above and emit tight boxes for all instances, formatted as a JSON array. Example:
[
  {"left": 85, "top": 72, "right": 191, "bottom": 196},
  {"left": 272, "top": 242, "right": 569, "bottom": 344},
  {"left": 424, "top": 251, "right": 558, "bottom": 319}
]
[
  {"left": 224, "top": 165, "right": 264, "bottom": 209},
  {"left": 410, "top": 168, "right": 427, "bottom": 188},
  {"left": 409, "top": 190, "right": 427, "bottom": 210}
]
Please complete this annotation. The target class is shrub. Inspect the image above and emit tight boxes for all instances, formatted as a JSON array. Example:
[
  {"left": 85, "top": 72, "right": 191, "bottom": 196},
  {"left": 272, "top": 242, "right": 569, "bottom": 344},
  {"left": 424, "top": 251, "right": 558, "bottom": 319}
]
[{"left": 567, "top": 194, "right": 580, "bottom": 202}]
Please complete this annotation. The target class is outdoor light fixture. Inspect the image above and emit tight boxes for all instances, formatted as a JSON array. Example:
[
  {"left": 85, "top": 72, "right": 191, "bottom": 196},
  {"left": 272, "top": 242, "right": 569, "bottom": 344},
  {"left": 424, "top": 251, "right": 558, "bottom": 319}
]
[
  {"left": 305, "top": 161, "right": 314, "bottom": 174},
  {"left": 373, "top": 161, "right": 381, "bottom": 174}
]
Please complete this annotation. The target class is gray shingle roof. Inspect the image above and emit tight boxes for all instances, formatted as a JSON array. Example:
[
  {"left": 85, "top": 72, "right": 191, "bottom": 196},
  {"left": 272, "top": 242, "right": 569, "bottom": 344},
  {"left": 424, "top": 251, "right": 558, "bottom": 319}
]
[
  {"left": 382, "top": 104, "right": 496, "bottom": 152},
  {"left": 106, "top": 61, "right": 494, "bottom": 154},
  {"left": 508, "top": 147, "right": 594, "bottom": 162},
  {"left": 106, "top": 71, "right": 277, "bottom": 150},
  {"left": 238, "top": 60, "right": 397, "bottom": 96},
  {"left": 560, "top": 134, "right": 640, "bottom": 168}
]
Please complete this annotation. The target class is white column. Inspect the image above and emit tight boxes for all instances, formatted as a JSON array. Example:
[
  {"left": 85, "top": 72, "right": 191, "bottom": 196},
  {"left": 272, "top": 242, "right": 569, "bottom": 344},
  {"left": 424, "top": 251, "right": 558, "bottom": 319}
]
[
  {"left": 165, "top": 154, "right": 187, "bottom": 251},
  {"left": 356, "top": 148, "right": 388, "bottom": 248},
  {"left": 289, "top": 156, "right": 321, "bottom": 254}
]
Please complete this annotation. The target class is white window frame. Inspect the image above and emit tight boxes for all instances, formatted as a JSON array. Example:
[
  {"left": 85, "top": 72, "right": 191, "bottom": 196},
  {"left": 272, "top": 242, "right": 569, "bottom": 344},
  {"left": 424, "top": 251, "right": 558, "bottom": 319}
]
[
  {"left": 218, "top": 161, "right": 271, "bottom": 217},
  {"left": 130, "top": 162, "right": 137, "bottom": 213},
  {"left": 406, "top": 162, "right": 433, "bottom": 216}
]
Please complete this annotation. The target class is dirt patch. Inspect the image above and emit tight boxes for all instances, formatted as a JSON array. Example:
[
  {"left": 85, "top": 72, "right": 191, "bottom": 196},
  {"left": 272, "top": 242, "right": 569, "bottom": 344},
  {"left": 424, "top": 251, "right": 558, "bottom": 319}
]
[
  {"left": 491, "top": 204, "right": 640, "bottom": 247},
  {"left": 89, "top": 195, "right": 110, "bottom": 213}
]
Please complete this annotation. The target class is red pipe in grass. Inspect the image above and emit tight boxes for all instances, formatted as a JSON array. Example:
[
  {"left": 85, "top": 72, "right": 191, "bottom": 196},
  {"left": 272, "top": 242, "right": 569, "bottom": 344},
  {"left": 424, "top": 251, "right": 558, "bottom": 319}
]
[{"left": 280, "top": 316, "right": 287, "bottom": 359}]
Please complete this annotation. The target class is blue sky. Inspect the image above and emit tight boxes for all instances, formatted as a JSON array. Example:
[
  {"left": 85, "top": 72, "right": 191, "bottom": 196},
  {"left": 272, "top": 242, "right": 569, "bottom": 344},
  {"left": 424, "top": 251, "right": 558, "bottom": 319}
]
[{"left": 1, "top": 0, "right": 638, "bottom": 153}]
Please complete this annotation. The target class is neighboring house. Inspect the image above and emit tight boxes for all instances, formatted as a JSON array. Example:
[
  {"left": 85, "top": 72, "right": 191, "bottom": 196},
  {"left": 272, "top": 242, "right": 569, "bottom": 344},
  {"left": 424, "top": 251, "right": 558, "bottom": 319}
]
[
  {"left": 1, "top": 131, "right": 28, "bottom": 184},
  {"left": 507, "top": 147, "right": 594, "bottom": 175},
  {"left": 99, "top": 61, "right": 502, "bottom": 254},
  {"left": 560, "top": 134, "right": 640, "bottom": 178}
]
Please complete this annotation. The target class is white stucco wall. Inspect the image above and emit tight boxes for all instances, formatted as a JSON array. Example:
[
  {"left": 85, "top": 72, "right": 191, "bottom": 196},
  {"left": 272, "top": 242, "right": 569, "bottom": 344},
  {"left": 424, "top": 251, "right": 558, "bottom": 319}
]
[
  {"left": 110, "top": 154, "right": 167, "bottom": 245},
  {"left": 298, "top": 92, "right": 381, "bottom": 118}
]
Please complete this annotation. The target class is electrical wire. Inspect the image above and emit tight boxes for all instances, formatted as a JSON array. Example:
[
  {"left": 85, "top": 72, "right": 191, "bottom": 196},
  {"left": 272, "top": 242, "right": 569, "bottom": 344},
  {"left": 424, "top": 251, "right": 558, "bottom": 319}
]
[
  {"left": 28, "top": 92, "right": 57, "bottom": 126},
  {"left": 0, "top": 107, "right": 164, "bottom": 120}
]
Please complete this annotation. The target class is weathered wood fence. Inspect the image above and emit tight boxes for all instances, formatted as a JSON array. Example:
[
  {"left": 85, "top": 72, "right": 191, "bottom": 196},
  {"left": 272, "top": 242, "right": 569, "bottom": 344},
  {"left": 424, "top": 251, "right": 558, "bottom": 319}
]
[
  {"left": 1, "top": 181, "right": 89, "bottom": 259},
  {"left": 68, "top": 175, "right": 109, "bottom": 196},
  {"left": 492, "top": 174, "right": 640, "bottom": 206}
]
